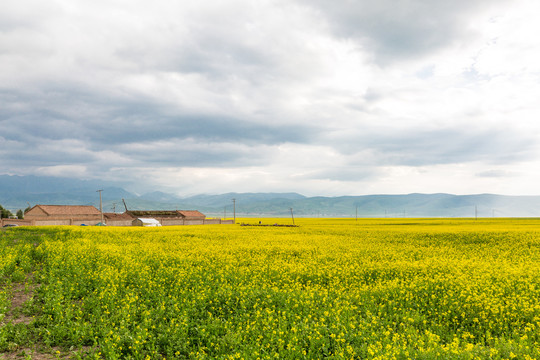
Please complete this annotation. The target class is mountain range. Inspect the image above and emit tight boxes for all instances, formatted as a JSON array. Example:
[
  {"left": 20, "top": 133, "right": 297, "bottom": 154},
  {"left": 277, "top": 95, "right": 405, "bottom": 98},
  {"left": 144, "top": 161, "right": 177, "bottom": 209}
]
[{"left": 1, "top": 175, "right": 540, "bottom": 217}]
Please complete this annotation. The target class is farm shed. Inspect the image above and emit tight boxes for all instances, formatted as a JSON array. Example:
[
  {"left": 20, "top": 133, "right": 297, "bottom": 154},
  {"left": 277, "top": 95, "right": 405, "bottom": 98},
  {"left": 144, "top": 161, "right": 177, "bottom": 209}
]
[
  {"left": 24, "top": 205, "right": 102, "bottom": 226},
  {"left": 132, "top": 218, "right": 162, "bottom": 227}
]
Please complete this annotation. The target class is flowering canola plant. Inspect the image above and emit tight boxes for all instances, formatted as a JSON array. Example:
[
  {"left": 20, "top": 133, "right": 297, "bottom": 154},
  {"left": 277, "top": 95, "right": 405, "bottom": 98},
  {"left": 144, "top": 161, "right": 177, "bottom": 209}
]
[{"left": 1, "top": 218, "right": 540, "bottom": 359}]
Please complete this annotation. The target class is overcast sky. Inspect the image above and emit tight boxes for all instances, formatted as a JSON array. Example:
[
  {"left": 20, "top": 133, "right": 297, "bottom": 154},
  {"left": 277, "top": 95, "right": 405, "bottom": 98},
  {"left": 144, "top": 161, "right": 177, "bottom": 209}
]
[{"left": 2, "top": 0, "right": 540, "bottom": 196}]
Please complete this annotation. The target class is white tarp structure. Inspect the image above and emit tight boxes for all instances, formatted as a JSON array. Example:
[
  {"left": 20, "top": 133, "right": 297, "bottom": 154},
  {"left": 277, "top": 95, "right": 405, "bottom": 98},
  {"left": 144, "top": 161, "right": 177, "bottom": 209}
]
[{"left": 132, "top": 218, "right": 162, "bottom": 227}]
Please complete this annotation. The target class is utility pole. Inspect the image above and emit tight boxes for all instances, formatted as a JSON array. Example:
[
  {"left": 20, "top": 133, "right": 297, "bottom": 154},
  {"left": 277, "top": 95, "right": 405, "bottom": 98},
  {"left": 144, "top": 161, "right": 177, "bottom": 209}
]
[
  {"left": 290, "top": 207, "right": 295, "bottom": 225},
  {"left": 122, "top": 198, "right": 129, "bottom": 212},
  {"left": 112, "top": 202, "right": 117, "bottom": 213},
  {"left": 475, "top": 205, "right": 478, "bottom": 220},
  {"left": 97, "top": 189, "right": 104, "bottom": 224},
  {"left": 232, "top": 198, "right": 236, "bottom": 224}
]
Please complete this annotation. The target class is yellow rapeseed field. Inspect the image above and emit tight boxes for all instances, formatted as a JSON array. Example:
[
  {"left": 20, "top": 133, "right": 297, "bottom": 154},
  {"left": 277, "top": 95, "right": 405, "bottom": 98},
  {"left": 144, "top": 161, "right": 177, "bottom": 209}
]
[{"left": 1, "top": 218, "right": 540, "bottom": 359}]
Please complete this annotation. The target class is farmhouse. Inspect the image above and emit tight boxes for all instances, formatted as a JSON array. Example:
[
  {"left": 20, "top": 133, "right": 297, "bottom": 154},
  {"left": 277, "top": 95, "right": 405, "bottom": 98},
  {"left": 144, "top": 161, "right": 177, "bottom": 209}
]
[{"left": 24, "top": 205, "right": 102, "bottom": 225}]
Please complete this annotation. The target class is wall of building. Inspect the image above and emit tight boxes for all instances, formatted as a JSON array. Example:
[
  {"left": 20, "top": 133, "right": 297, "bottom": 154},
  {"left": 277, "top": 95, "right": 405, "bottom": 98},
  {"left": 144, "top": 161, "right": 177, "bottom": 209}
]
[
  {"left": 1, "top": 218, "right": 103, "bottom": 226},
  {"left": 204, "top": 219, "right": 227, "bottom": 225},
  {"left": 106, "top": 220, "right": 134, "bottom": 226},
  {"left": 71, "top": 219, "right": 101, "bottom": 226},
  {"left": 25, "top": 213, "right": 100, "bottom": 221},
  {"left": 160, "top": 219, "right": 184, "bottom": 226},
  {"left": 1, "top": 219, "right": 33, "bottom": 226},
  {"left": 34, "top": 219, "right": 101, "bottom": 226},
  {"left": 33, "top": 220, "right": 71, "bottom": 226}
]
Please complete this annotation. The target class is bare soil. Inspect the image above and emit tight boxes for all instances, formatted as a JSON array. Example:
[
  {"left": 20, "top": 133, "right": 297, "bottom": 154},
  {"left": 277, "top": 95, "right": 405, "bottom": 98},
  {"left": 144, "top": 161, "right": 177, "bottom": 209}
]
[{"left": 4, "top": 282, "right": 35, "bottom": 325}]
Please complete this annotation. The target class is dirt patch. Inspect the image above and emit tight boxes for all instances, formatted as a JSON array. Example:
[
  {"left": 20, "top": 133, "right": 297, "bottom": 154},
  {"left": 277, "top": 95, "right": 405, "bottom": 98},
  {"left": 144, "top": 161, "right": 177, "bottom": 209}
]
[
  {"left": 1, "top": 347, "right": 57, "bottom": 360},
  {"left": 2, "top": 275, "right": 96, "bottom": 359},
  {"left": 3, "top": 278, "right": 39, "bottom": 325},
  {"left": 0, "top": 346, "right": 93, "bottom": 360}
]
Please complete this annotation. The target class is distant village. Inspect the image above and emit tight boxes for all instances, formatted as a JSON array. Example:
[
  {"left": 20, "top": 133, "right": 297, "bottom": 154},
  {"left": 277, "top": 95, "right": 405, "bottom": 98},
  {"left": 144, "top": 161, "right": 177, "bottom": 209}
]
[{"left": 0, "top": 204, "right": 234, "bottom": 227}]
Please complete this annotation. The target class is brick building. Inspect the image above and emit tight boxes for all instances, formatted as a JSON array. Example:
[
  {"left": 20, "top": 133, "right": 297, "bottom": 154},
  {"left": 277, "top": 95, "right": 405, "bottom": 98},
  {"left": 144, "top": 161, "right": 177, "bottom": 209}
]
[{"left": 23, "top": 205, "right": 102, "bottom": 225}]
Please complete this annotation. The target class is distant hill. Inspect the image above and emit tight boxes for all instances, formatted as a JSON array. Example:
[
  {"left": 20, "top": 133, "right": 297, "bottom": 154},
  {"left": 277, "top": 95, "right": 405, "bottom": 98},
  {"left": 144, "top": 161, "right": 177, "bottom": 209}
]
[
  {"left": 104, "top": 193, "right": 540, "bottom": 217},
  {"left": 0, "top": 175, "right": 136, "bottom": 209},
  {"left": 118, "top": 192, "right": 306, "bottom": 215},
  {"left": 181, "top": 192, "right": 306, "bottom": 207},
  {"left": 138, "top": 191, "right": 182, "bottom": 203},
  {"left": 1, "top": 175, "right": 540, "bottom": 217}
]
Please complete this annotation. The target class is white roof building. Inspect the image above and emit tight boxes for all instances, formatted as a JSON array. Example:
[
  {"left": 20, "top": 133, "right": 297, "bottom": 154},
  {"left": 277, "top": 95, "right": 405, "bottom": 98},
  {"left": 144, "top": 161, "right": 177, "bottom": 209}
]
[{"left": 132, "top": 218, "right": 162, "bottom": 227}]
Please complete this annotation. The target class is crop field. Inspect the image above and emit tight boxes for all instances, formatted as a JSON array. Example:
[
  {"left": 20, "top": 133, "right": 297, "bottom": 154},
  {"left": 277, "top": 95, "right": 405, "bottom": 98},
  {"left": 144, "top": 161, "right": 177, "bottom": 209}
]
[{"left": 1, "top": 218, "right": 540, "bottom": 359}]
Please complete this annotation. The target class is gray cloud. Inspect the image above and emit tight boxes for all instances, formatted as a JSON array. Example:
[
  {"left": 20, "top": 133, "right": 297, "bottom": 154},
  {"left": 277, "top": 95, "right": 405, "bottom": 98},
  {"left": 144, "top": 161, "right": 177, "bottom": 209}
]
[
  {"left": 327, "top": 126, "right": 536, "bottom": 168},
  {"left": 0, "top": 87, "right": 320, "bottom": 146},
  {"left": 302, "top": 0, "right": 509, "bottom": 63}
]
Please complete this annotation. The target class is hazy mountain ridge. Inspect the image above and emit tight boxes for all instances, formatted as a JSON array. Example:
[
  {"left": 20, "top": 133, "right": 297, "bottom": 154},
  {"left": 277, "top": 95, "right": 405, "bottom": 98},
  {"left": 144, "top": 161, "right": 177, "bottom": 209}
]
[{"left": 1, "top": 175, "right": 540, "bottom": 217}]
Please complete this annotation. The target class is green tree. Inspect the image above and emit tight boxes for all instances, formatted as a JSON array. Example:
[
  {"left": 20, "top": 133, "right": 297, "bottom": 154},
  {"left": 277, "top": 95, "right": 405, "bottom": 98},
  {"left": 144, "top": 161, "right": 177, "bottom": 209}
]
[
  {"left": 0, "top": 204, "right": 13, "bottom": 218},
  {"left": 16, "top": 209, "right": 24, "bottom": 219}
]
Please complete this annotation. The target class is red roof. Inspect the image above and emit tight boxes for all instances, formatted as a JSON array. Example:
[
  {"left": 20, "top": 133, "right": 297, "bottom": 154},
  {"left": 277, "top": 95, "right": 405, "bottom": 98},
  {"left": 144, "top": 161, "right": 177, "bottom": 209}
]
[
  {"left": 177, "top": 210, "right": 206, "bottom": 218},
  {"left": 32, "top": 205, "right": 101, "bottom": 216}
]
